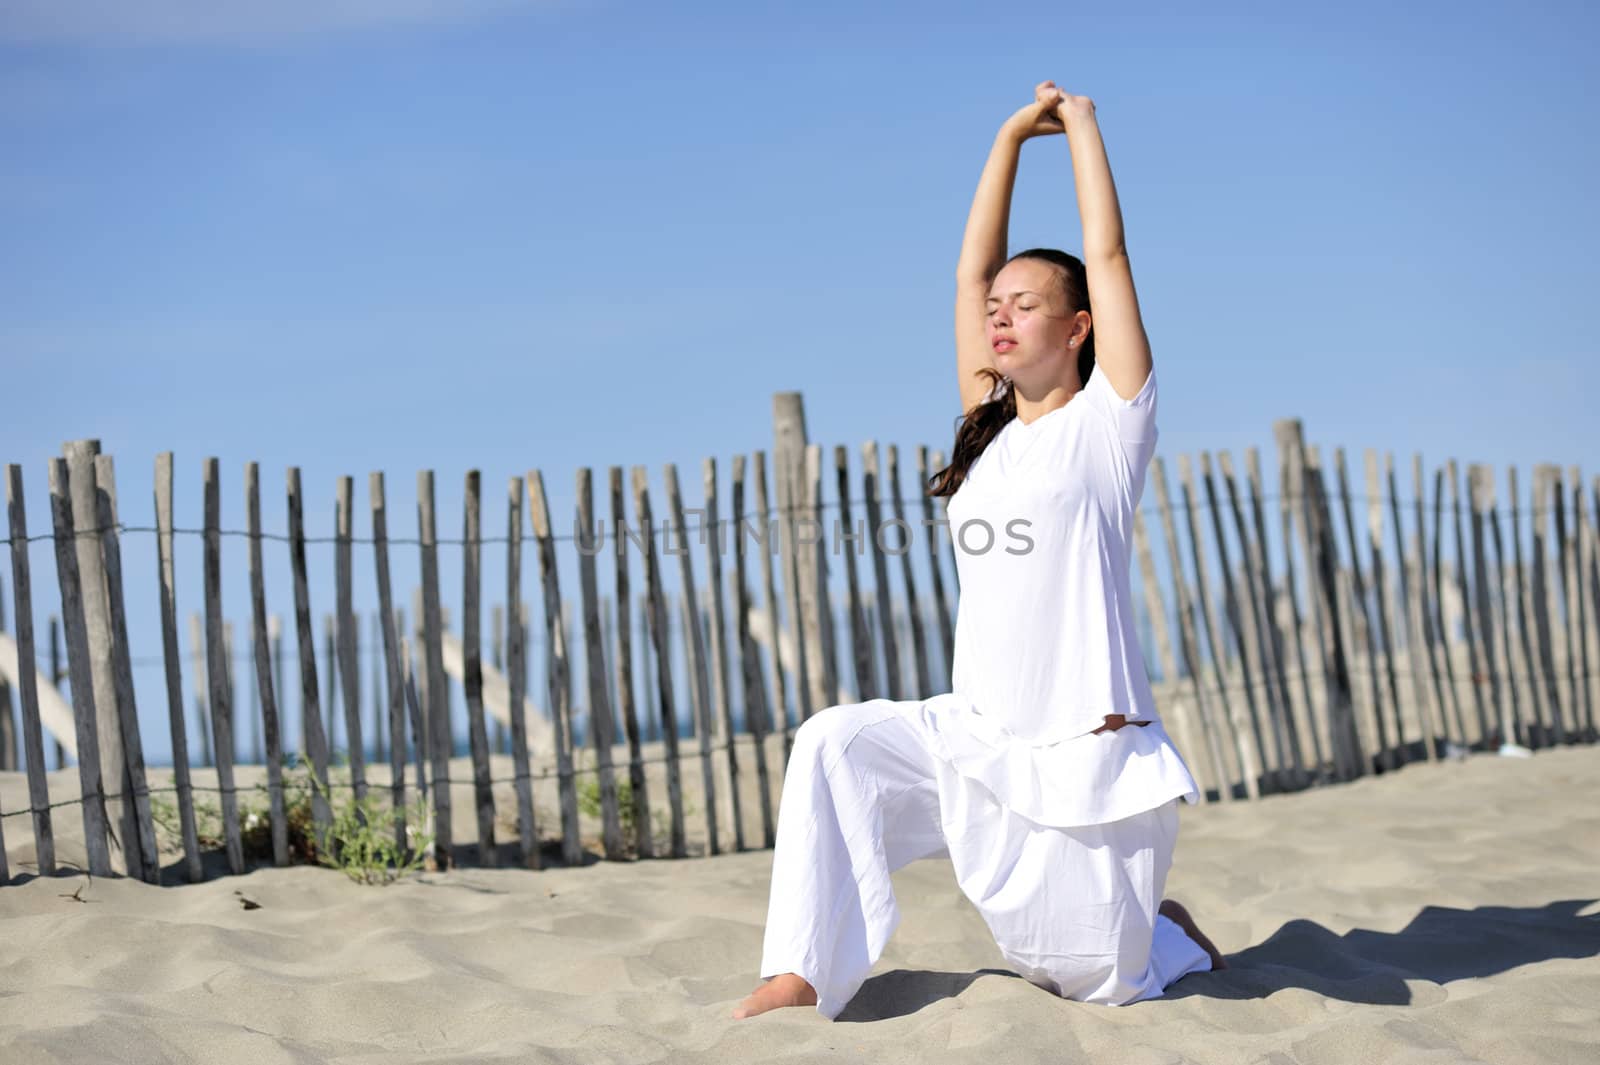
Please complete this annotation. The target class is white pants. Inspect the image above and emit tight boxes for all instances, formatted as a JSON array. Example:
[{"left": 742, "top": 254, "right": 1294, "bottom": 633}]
[{"left": 758, "top": 698, "right": 1212, "bottom": 1019}]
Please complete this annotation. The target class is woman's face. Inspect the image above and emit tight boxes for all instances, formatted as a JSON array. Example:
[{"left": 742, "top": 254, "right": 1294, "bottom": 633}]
[{"left": 985, "top": 259, "right": 1082, "bottom": 384}]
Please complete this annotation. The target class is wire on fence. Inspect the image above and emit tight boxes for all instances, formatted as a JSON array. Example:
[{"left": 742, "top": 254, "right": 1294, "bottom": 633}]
[
  {"left": 0, "top": 732, "right": 763, "bottom": 819},
  {"left": 5, "top": 488, "right": 1582, "bottom": 551}
]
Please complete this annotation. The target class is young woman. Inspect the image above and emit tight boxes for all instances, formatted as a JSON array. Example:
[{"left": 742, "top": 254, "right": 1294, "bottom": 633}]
[{"left": 732, "top": 80, "right": 1227, "bottom": 1022}]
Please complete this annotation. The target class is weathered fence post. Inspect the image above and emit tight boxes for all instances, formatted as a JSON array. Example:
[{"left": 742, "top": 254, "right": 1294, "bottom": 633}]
[
  {"left": 203, "top": 459, "right": 245, "bottom": 874},
  {"left": 1542, "top": 463, "right": 1580, "bottom": 738},
  {"left": 802, "top": 445, "right": 837, "bottom": 712},
  {"left": 63, "top": 441, "right": 136, "bottom": 875},
  {"left": 1467, "top": 465, "right": 1508, "bottom": 749},
  {"left": 463, "top": 471, "right": 499, "bottom": 864},
  {"left": 751, "top": 451, "right": 793, "bottom": 766},
  {"left": 371, "top": 473, "right": 414, "bottom": 859},
  {"left": 399, "top": 637, "right": 433, "bottom": 868},
  {"left": 732, "top": 454, "right": 777, "bottom": 847},
  {"left": 771, "top": 395, "right": 815, "bottom": 727},
  {"left": 416, "top": 471, "right": 454, "bottom": 865},
  {"left": 610, "top": 467, "right": 652, "bottom": 859},
  {"left": 505, "top": 476, "right": 541, "bottom": 868},
  {"left": 1428, "top": 468, "right": 1467, "bottom": 748},
  {"left": 1548, "top": 467, "right": 1576, "bottom": 736},
  {"left": 1507, "top": 466, "right": 1548, "bottom": 745},
  {"left": 632, "top": 467, "right": 686, "bottom": 858},
  {"left": 861, "top": 441, "right": 902, "bottom": 702},
  {"left": 576, "top": 467, "right": 626, "bottom": 860},
  {"left": 7, "top": 465, "right": 58, "bottom": 876},
  {"left": 529, "top": 471, "right": 584, "bottom": 866},
  {"left": 700, "top": 458, "right": 744, "bottom": 853},
  {"left": 836, "top": 446, "right": 877, "bottom": 703},
  {"left": 1446, "top": 460, "right": 1492, "bottom": 748},
  {"left": 246, "top": 463, "right": 289, "bottom": 868},
  {"left": 1529, "top": 467, "right": 1567, "bottom": 743},
  {"left": 1573, "top": 467, "right": 1599, "bottom": 739},
  {"left": 90, "top": 455, "right": 159, "bottom": 881},
  {"left": 663, "top": 463, "right": 720, "bottom": 856},
  {"left": 918, "top": 445, "right": 957, "bottom": 677},
  {"left": 1461, "top": 466, "right": 1496, "bottom": 748},
  {"left": 335, "top": 478, "right": 367, "bottom": 804},
  {"left": 1365, "top": 450, "right": 1409, "bottom": 763},
  {"left": 888, "top": 445, "right": 931, "bottom": 698},
  {"left": 48, "top": 458, "right": 112, "bottom": 875},
  {"left": 287, "top": 467, "right": 334, "bottom": 861},
  {"left": 1407, "top": 455, "right": 1448, "bottom": 759}
]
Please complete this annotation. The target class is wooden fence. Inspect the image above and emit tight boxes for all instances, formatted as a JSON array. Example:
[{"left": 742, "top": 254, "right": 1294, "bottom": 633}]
[{"left": 1, "top": 399, "right": 1597, "bottom": 887}]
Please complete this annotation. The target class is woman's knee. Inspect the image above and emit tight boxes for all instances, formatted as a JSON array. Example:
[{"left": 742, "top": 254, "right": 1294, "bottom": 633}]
[{"left": 790, "top": 700, "right": 895, "bottom": 770}]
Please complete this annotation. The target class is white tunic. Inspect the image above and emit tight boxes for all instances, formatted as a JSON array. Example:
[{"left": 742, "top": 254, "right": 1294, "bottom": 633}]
[{"left": 928, "top": 363, "right": 1201, "bottom": 827}]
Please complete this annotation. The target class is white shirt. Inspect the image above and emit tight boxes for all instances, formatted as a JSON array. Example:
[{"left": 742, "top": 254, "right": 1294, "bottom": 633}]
[
  {"left": 926, "top": 363, "right": 1201, "bottom": 826},
  {"left": 946, "top": 362, "right": 1161, "bottom": 743}
]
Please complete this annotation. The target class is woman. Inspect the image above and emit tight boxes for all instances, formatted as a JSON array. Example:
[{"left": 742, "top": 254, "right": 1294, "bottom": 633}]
[{"left": 732, "top": 80, "right": 1227, "bottom": 1022}]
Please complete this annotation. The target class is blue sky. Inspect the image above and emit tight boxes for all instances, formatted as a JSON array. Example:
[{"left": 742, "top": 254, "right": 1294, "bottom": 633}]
[{"left": 2, "top": 1, "right": 1596, "bottom": 768}]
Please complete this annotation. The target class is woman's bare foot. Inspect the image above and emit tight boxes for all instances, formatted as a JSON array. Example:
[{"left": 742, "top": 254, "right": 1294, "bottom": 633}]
[
  {"left": 1159, "top": 898, "right": 1229, "bottom": 971},
  {"left": 731, "top": 973, "right": 819, "bottom": 1019}
]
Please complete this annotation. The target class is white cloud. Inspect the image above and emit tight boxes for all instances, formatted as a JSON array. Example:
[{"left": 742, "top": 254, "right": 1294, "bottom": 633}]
[{"left": 0, "top": 1, "right": 561, "bottom": 46}]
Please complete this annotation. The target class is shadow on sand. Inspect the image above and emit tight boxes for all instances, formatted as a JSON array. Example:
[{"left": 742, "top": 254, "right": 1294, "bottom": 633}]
[{"left": 841, "top": 900, "right": 1600, "bottom": 1019}]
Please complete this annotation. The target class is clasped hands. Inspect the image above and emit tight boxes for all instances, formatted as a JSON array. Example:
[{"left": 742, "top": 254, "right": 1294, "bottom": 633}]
[{"left": 1002, "top": 80, "right": 1097, "bottom": 143}]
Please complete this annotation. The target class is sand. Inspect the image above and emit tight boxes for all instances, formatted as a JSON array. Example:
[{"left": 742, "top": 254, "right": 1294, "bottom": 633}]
[{"left": 2, "top": 738, "right": 1599, "bottom": 1064}]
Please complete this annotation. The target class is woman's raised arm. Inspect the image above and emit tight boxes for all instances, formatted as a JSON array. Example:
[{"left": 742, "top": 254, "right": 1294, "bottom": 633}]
[
  {"left": 954, "top": 83, "right": 1067, "bottom": 414},
  {"left": 1054, "top": 94, "right": 1153, "bottom": 402}
]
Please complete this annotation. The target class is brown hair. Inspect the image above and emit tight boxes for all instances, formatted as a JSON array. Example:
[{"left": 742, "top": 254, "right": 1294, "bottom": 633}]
[{"left": 926, "top": 248, "right": 1096, "bottom": 498}]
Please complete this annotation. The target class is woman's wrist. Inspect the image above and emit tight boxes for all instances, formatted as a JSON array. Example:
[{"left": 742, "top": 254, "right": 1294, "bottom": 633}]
[
  {"left": 1056, "top": 100, "right": 1099, "bottom": 134},
  {"left": 995, "top": 123, "right": 1029, "bottom": 148}
]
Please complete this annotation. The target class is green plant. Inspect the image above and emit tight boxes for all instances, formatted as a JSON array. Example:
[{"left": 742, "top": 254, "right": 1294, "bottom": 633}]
[
  {"left": 572, "top": 749, "right": 694, "bottom": 855},
  {"left": 149, "top": 787, "right": 225, "bottom": 850},
  {"left": 146, "top": 758, "right": 433, "bottom": 883},
  {"left": 305, "top": 768, "right": 434, "bottom": 885},
  {"left": 575, "top": 760, "right": 637, "bottom": 835}
]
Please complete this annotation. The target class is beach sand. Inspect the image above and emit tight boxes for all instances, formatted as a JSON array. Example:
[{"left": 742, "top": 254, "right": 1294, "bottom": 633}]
[{"left": 2, "top": 738, "right": 1598, "bottom": 1064}]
